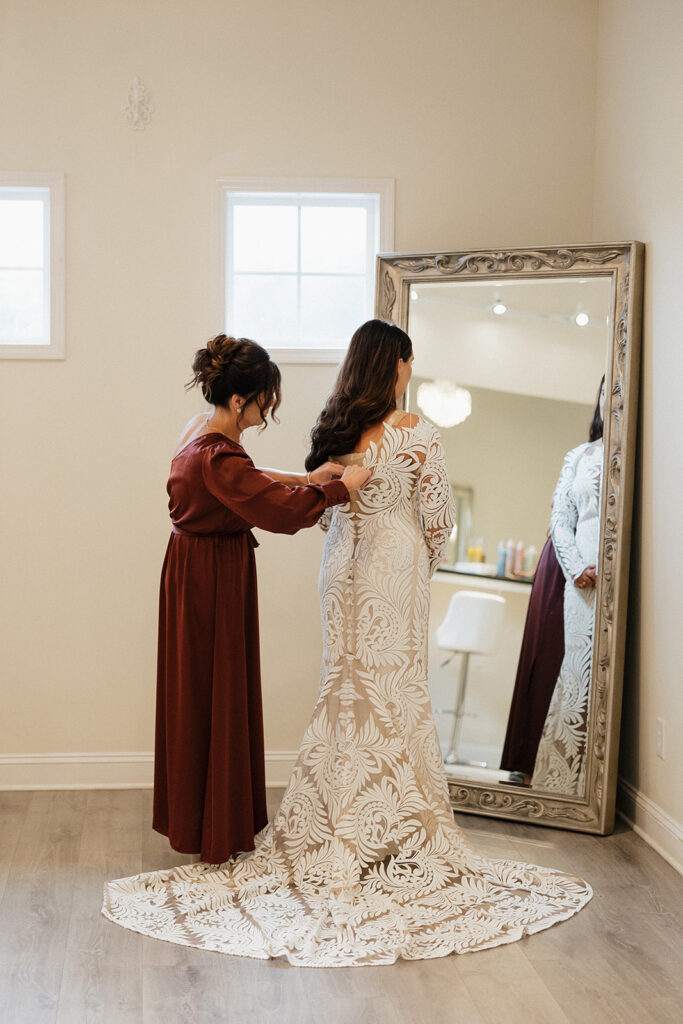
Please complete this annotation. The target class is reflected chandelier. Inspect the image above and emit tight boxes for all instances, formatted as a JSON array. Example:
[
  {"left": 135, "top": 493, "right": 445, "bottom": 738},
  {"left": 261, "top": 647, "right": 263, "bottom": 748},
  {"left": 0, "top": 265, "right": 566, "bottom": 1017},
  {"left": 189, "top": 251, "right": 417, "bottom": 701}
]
[{"left": 417, "top": 379, "right": 472, "bottom": 428}]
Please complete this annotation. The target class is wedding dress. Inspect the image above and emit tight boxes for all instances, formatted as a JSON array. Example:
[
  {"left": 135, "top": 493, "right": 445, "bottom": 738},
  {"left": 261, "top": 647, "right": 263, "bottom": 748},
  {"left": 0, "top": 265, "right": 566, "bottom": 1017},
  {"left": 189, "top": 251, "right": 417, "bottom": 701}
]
[
  {"left": 532, "top": 441, "right": 604, "bottom": 795},
  {"left": 103, "top": 412, "right": 591, "bottom": 966}
]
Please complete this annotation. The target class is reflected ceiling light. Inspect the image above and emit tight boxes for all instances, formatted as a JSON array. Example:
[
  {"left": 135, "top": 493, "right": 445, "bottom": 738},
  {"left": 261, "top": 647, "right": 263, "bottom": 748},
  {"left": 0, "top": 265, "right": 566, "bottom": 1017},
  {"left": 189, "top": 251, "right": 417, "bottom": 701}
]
[
  {"left": 491, "top": 302, "right": 507, "bottom": 315},
  {"left": 417, "top": 379, "right": 472, "bottom": 428},
  {"left": 575, "top": 312, "right": 590, "bottom": 327},
  {"left": 410, "top": 289, "right": 419, "bottom": 301}
]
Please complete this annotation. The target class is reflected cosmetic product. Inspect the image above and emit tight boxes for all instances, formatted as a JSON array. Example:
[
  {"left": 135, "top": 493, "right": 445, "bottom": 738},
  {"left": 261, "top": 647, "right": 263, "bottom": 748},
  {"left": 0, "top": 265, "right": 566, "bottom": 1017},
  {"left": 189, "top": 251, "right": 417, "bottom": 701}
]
[
  {"left": 505, "top": 538, "right": 515, "bottom": 575},
  {"left": 514, "top": 540, "right": 525, "bottom": 575},
  {"left": 525, "top": 544, "right": 538, "bottom": 573}
]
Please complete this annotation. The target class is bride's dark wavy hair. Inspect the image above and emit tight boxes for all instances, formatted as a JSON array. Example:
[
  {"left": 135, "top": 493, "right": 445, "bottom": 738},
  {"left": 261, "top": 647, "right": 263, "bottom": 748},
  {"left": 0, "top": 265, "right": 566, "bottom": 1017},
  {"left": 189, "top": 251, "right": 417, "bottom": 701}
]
[
  {"left": 588, "top": 374, "right": 606, "bottom": 442},
  {"left": 305, "top": 319, "right": 413, "bottom": 471}
]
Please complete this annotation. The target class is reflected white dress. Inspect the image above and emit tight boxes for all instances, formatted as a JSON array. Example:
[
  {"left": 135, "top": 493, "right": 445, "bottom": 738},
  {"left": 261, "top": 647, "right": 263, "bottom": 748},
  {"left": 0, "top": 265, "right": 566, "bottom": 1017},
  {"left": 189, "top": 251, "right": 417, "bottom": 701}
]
[
  {"left": 532, "top": 441, "right": 603, "bottom": 795},
  {"left": 103, "top": 412, "right": 592, "bottom": 967}
]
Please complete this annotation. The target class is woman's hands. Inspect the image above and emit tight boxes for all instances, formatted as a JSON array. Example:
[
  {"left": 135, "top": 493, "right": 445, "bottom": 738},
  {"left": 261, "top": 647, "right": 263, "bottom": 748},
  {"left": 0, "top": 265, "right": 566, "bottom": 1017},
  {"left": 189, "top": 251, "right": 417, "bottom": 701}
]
[
  {"left": 308, "top": 461, "right": 345, "bottom": 485},
  {"left": 574, "top": 566, "right": 597, "bottom": 590},
  {"left": 305, "top": 460, "right": 372, "bottom": 491},
  {"left": 341, "top": 465, "right": 372, "bottom": 491}
]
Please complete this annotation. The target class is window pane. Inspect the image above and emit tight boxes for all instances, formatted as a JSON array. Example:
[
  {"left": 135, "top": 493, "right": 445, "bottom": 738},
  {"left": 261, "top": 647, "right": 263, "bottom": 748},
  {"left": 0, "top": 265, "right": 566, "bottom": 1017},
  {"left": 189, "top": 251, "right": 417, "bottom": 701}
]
[
  {"left": 230, "top": 274, "right": 298, "bottom": 345},
  {"left": 232, "top": 205, "right": 298, "bottom": 273},
  {"left": 0, "top": 199, "right": 45, "bottom": 268},
  {"left": 300, "top": 275, "right": 367, "bottom": 347},
  {"left": 0, "top": 269, "right": 45, "bottom": 342},
  {"left": 301, "top": 206, "right": 367, "bottom": 274}
]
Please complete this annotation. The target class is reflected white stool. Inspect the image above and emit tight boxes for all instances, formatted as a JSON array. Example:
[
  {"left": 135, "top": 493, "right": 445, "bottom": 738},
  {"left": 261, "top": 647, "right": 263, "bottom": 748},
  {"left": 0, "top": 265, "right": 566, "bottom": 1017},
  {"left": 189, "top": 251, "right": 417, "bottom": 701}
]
[{"left": 434, "top": 590, "right": 506, "bottom": 766}]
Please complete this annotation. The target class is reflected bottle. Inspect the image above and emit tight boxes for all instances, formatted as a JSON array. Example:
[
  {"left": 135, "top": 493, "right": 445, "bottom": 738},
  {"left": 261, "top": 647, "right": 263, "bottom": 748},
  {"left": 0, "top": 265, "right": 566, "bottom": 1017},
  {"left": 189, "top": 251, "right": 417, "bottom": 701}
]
[
  {"left": 514, "top": 540, "right": 525, "bottom": 576},
  {"left": 525, "top": 545, "right": 538, "bottom": 574},
  {"left": 504, "top": 538, "right": 515, "bottom": 576},
  {"left": 496, "top": 540, "right": 506, "bottom": 576}
]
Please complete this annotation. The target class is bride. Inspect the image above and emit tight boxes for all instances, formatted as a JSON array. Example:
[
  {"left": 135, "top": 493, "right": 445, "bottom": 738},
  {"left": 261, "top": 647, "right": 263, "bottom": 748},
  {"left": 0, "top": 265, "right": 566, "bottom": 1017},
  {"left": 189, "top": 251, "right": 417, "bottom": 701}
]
[{"left": 103, "top": 320, "right": 591, "bottom": 967}]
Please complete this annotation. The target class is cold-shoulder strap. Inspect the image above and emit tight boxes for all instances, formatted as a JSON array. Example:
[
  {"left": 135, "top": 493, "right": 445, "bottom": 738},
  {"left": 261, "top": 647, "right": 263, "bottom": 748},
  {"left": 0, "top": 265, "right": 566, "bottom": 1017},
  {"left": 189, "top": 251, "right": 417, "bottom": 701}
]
[{"left": 387, "top": 409, "right": 420, "bottom": 429}]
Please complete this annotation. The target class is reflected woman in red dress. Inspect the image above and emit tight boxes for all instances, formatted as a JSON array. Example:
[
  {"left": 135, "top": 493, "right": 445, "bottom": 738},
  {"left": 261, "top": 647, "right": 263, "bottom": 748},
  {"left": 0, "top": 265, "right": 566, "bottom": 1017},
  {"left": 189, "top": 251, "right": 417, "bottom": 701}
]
[{"left": 153, "top": 335, "right": 371, "bottom": 864}]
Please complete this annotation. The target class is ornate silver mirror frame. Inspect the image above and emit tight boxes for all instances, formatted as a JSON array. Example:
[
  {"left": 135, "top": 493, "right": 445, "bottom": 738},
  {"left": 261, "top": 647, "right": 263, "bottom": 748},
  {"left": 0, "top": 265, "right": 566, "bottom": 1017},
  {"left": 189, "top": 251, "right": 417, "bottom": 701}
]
[{"left": 376, "top": 243, "right": 644, "bottom": 834}]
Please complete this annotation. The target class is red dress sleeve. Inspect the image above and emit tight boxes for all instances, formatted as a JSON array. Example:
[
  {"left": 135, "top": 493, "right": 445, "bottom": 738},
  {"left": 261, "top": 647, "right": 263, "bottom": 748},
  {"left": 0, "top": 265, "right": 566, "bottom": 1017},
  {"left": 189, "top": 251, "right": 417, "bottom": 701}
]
[{"left": 201, "top": 443, "right": 349, "bottom": 534}]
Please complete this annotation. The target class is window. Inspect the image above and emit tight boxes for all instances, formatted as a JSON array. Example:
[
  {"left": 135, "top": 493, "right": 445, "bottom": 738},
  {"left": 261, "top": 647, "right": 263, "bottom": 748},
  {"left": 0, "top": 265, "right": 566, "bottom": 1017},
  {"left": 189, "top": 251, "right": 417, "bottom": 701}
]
[
  {"left": 0, "top": 172, "right": 65, "bottom": 360},
  {"left": 217, "top": 178, "right": 394, "bottom": 362}
]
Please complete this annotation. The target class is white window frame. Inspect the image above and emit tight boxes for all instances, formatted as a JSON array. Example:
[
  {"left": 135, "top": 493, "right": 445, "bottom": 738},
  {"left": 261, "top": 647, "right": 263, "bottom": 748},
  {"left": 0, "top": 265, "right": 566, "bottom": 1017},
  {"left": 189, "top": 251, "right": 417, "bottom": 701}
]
[
  {"left": 215, "top": 177, "right": 394, "bottom": 363},
  {"left": 0, "top": 171, "right": 65, "bottom": 360}
]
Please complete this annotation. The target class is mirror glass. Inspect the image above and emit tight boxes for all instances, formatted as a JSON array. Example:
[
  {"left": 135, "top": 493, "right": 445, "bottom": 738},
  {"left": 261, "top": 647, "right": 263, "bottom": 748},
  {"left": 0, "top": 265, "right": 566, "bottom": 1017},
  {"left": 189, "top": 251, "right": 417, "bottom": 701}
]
[{"left": 406, "top": 276, "right": 612, "bottom": 798}]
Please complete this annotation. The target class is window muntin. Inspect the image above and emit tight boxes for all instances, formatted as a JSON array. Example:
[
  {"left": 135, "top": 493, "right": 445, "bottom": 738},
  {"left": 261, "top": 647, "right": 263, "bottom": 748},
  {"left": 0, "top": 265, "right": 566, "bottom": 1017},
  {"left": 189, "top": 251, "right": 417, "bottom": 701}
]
[{"left": 222, "top": 184, "right": 389, "bottom": 360}]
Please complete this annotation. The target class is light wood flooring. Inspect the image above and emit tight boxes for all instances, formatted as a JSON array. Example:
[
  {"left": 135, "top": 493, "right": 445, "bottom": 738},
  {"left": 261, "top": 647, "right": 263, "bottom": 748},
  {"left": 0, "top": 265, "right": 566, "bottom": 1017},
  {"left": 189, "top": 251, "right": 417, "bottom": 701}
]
[{"left": 0, "top": 788, "right": 681, "bottom": 1024}]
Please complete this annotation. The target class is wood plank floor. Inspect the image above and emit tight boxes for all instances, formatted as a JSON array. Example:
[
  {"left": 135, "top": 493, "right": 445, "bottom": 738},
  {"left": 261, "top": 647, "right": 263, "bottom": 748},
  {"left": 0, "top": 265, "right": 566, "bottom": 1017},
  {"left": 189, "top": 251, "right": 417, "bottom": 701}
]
[{"left": 0, "top": 788, "right": 680, "bottom": 1024}]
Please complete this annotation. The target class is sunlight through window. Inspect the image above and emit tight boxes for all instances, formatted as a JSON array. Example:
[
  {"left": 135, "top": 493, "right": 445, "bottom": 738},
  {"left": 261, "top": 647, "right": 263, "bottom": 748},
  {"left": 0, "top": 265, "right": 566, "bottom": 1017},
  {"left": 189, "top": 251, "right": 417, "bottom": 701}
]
[
  {"left": 225, "top": 189, "right": 382, "bottom": 356},
  {"left": 0, "top": 173, "right": 64, "bottom": 360}
]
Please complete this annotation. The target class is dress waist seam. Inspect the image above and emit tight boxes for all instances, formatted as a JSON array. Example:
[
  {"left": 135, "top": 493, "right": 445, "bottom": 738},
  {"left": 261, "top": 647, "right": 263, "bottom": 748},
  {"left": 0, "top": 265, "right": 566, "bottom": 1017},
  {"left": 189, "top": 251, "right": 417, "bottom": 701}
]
[{"left": 171, "top": 526, "right": 259, "bottom": 547}]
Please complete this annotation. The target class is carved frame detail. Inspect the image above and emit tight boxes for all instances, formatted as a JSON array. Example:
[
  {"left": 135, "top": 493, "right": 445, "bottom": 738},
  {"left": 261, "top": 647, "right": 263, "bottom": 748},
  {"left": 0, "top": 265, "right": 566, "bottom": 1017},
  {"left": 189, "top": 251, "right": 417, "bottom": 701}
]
[{"left": 376, "top": 243, "right": 644, "bottom": 834}]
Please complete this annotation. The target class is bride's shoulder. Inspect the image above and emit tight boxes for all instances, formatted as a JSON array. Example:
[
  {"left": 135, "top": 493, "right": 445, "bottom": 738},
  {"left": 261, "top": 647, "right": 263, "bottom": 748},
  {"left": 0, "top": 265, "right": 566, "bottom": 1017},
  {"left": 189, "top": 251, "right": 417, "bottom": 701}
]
[
  {"left": 389, "top": 412, "right": 441, "bottom": 449},
  {"left": 565, "top": 440, "right": 593, "bottom": 462},
  {"left": 387, "top": 413, "right": 439, "bottom": 457},
  {"left": 406, "top": 413, "right": 439, "bottom": 442},
  {"left": 391, "top": 411, "right": 433, "bottom": 434}
]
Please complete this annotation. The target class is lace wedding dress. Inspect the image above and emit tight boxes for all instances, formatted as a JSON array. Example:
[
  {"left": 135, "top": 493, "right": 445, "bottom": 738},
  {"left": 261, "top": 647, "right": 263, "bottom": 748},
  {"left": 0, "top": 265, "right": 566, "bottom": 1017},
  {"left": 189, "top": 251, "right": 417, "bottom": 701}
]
[
  {"left": 532, "top": 441, "right": 603, "bottom": 795},
  {"left": 103, "top": 412, "right": 592, "bottom": 966}
]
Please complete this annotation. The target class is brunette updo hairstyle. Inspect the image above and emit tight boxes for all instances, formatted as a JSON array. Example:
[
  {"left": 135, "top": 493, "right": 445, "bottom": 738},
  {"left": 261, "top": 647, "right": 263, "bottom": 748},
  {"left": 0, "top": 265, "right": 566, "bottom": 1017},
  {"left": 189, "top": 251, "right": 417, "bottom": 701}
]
[
  {"left": 588, "top": 374, "right": 606, "bottom": 442},
  {"left": 186, "top": 334, "right": 281, "bottom": 429},
  {"left": 305, "top": 319, "right": 413, "bottom": 471}
]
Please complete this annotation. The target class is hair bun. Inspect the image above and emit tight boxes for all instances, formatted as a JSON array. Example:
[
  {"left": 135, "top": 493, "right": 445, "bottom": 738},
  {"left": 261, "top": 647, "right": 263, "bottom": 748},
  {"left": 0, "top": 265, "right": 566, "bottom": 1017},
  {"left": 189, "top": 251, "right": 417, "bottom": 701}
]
[
  {"left": 205, "top": 334, "right": 242, "bottom": 371},
  {"left": 193, "top": 335, "right": 243, "bottom": 395},
  {"left": 186, "top": 333, "right": 282, "bottom": 427}
]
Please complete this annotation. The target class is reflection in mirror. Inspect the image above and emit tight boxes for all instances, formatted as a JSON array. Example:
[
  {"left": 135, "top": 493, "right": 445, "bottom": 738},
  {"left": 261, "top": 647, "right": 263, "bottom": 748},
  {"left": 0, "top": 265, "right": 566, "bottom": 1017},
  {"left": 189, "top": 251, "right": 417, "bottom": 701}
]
[{"left": 406, "top": 277, "right": 611, "bottom": 799}]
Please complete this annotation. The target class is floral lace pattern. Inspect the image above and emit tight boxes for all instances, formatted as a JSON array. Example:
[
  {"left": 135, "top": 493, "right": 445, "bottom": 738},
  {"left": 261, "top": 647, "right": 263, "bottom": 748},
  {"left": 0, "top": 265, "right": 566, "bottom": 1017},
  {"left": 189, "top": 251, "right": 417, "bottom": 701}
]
[
  {"left": 532, "top": 442, "right": 603, "bottom": 795},
  {"left": 102, "top": 413, "right": 592, "bottom": 966}
]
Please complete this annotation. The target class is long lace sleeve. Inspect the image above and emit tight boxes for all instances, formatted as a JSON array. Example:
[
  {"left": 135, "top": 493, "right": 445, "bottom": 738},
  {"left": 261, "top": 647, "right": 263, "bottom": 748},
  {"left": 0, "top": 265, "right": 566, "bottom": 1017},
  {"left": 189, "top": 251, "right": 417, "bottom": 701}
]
[
  {"left": 550, "top": 446, "right": 588, "bottom": 582},
  {"left": 418, "top": 425, "right": 456, "bottom": 576}
]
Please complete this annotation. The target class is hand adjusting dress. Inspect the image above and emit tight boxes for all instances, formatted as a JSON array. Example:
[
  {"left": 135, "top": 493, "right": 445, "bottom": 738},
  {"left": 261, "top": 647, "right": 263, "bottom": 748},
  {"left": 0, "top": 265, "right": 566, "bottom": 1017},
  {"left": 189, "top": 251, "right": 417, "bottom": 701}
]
[
  {"left": 104, "top": 413, "right": 592, "bottom": 967},
  {"left": 152, "top": 432, "right": 349, "bottom": 865}
]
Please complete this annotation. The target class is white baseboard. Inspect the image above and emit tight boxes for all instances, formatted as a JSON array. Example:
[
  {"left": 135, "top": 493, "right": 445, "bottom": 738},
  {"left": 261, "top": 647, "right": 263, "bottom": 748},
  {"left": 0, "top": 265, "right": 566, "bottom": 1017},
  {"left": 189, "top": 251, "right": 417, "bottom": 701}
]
[
  {"left": 0, "top": 752, "right": 155, "bottom": 790},
  {"left": 0, "top": 751, "right": 299, "bottom": 792},
  {"left": 263, "top": 751, "right": 298, "bottom": 788},
  {"left": 2, "top": 754, "right": 680, "bottom": 875},
  {"left": 616, "top": 776, "right": 683, "bottom": 875}
]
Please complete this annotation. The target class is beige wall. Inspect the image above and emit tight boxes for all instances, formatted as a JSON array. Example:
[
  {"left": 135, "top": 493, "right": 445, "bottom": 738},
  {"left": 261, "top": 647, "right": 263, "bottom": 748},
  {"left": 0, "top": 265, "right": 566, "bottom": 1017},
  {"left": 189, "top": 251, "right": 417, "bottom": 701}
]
[
  {"left": 0, "top": 0, "right": 600, "bottom": 759},
  {"left": 594, "top": 0, "right": 683, "bottom": 825}
]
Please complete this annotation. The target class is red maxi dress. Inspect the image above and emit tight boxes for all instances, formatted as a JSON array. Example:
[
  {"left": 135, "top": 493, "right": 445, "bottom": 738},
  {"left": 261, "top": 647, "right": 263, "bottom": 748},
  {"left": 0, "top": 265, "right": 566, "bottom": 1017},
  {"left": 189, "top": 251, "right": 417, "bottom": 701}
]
[{"left": 152, "top": 432, "right": 349, "bottom": 864}]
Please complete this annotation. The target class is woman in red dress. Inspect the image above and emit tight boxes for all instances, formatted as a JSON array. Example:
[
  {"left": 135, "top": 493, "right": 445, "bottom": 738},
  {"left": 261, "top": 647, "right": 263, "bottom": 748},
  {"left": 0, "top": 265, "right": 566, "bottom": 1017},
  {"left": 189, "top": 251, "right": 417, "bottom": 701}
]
[{"left": 153, "top": 334, "right": 371, "bottom": 864}]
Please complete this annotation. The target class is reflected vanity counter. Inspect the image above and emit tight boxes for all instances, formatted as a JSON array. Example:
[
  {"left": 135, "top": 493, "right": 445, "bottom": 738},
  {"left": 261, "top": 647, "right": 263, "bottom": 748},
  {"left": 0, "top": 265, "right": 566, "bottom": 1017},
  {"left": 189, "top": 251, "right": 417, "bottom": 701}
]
[{"left": 428, "top": 568, "right": 532, "bottom": 773}]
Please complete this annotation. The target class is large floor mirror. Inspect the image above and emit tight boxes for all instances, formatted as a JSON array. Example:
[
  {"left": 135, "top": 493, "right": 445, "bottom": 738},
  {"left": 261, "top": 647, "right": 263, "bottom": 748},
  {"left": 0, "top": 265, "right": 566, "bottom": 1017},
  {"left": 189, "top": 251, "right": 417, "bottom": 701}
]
[{"left": 376, "top": 245, "right": 643, "bottom": 834}]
